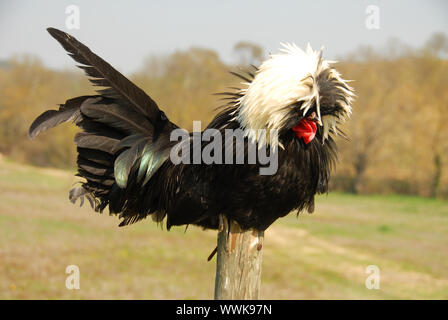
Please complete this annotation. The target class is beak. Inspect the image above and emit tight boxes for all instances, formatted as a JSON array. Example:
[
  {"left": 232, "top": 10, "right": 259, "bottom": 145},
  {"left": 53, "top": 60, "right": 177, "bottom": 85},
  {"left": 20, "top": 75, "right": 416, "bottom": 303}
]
[{"left": 307, "top": 112, "right": 322, "bottom": 125}]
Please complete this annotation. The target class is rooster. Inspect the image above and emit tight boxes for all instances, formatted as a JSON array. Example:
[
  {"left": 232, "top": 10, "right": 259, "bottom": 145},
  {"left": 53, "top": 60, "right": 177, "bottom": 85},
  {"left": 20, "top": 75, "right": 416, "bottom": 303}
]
[{"left": 29, "top": 28, "right": 354, "bottom": 231}]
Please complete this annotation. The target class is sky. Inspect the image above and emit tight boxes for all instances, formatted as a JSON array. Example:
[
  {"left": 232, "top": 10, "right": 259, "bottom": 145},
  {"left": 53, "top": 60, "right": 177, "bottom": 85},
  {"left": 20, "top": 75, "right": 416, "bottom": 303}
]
[{"left": 0, "top": 0, "right": 447, "bottom": 74}]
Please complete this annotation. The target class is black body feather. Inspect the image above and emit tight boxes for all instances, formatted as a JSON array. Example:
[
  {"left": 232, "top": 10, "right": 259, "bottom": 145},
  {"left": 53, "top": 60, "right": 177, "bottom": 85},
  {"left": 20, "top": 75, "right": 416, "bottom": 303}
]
[{"left": 29, "top": 28, "right": 341, "bottom": 231}]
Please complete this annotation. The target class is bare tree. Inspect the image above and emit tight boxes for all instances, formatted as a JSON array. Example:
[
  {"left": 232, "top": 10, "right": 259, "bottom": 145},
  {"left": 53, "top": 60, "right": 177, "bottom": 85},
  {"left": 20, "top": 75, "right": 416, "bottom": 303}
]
[{"left": 233, "top": 41, "right": 264, "bottom": 67}]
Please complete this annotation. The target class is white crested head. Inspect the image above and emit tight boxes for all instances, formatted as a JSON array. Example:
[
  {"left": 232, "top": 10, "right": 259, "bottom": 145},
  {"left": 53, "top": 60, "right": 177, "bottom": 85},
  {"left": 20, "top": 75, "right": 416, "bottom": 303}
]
[{"left": 234, "top": 43, "right": 355, "bottom": 146}]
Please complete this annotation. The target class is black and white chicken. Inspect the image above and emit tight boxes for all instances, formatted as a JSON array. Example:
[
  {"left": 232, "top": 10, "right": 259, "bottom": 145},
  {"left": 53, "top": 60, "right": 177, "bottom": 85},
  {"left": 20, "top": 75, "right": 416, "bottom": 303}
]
[{"left": 29, "top": 28, "right": 354, "bottom": 232}]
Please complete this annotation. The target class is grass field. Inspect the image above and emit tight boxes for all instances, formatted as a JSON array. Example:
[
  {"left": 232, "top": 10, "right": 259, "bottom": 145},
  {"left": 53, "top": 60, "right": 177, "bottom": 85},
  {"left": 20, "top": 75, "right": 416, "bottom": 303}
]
[{"left": 1, "top": 156, "right": 447, "bottom": 299}]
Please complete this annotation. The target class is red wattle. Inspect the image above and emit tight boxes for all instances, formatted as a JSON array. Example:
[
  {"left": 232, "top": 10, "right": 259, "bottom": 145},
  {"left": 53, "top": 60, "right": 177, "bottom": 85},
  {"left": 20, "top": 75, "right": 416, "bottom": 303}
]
[{"left": 292, "top": 119, "right": 317, "bottom": 144}]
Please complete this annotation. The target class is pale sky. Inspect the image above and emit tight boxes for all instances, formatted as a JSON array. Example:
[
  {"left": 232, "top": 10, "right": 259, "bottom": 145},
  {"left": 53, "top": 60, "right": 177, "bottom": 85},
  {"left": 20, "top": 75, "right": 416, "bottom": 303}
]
[{"left": 0, "top": 0, "right": 447, "bottom": 74}]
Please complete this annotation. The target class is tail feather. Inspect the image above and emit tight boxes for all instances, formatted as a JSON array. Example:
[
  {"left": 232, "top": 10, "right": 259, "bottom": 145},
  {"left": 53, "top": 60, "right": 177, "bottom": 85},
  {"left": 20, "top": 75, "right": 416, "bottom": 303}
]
[
  {"left": 77, "top": 156, "right": 112, "bottom": 176},
  {"left": 114, "top": 138, "right": 149, "bottom": 188},
  {"left": 69, "top": 186, "right": 97, "bottom": 208},
  {"left": 29, "top": 28, "right": 180, "bottom": 227},
  {"left": 46, "top": 27, "right": 161, "bottom": 124},
  {"left": 77, "top": 118, "right": 125, "bottom": 140},
  {"left": 77, "top": 147, "right": 113, "bottom": 167},
  {"left": 74, "top": 132, "right": 119, "bottom": 154},
  {"left": 80, "top": 99, "right": 154, "bottom": 135},
  {"left": 29, "top": 96, "right": 91, "bottom": 138},
  {"left": 76, "top": 169, "right": 115, "bottom": 186}
]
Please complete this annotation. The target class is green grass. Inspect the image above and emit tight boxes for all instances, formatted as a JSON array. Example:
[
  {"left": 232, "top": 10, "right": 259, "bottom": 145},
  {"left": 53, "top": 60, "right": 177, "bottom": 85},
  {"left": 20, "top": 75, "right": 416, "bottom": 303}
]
[{"left": 0, "top": 157, "right": 447, "bottom": 299}]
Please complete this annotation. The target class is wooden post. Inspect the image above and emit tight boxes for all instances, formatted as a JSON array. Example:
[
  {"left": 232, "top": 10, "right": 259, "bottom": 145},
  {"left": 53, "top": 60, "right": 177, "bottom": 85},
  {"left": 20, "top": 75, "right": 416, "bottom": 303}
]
[{"left": 214, "top": 215, "right": 264, "bottom": 300}]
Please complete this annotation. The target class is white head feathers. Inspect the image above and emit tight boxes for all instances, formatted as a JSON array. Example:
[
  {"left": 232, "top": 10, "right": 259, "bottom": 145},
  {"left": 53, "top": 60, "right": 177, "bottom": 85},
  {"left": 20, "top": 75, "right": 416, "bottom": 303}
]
[{"left": 235, "top": 43, "right": 355, "bottom": 146}]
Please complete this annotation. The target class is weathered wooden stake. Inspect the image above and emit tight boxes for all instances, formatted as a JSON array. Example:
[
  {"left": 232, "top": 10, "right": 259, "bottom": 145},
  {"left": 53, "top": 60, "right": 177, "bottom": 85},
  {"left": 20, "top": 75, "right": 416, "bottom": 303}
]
[{"left": 214, "top": 215, "right": 264, "bottom": 300}]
